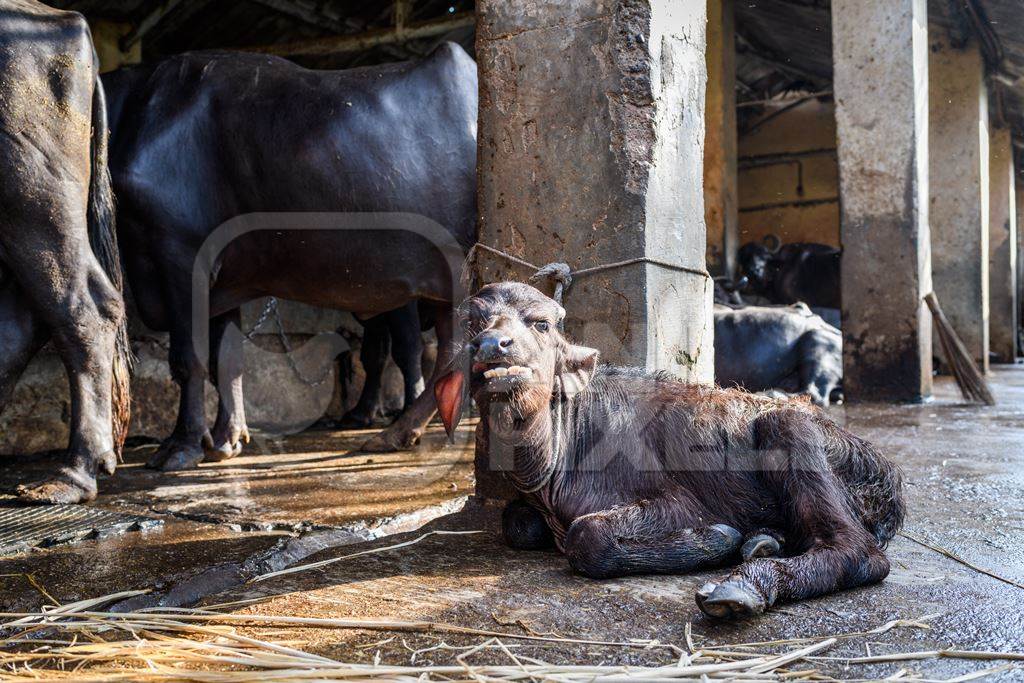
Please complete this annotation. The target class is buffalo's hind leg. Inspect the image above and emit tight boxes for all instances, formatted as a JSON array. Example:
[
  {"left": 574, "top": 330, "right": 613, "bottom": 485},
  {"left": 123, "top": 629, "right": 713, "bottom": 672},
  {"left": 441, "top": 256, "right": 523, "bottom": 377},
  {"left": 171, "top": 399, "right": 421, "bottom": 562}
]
[
  {"left": 362, "top": 302, "right": 452, "bottom": 452},
  {"left": 385, "top": 302, "right": 424, "bottom": 414},
  {"left": 340, "top": 315, "right": 389, "bottom": 429},
  {"left": 147, "top": 317, "right": 210, "bottom": 471},
  {"left": 563, "top": 498, "right": 743, "bottom": 580},
  {"left": 697, "top": 410, "right": 890, "bottom": 620},
  {"left": 206, "top": 309, "right": 250, "bottom": 461},
  {"left": 9, "top": 240, "right": 125, "bottom": 503}
]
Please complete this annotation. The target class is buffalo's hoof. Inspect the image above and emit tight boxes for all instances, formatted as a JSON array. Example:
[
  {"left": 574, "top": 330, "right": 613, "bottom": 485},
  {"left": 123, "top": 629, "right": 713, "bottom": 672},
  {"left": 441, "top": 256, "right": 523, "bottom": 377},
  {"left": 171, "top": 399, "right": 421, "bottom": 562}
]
[
  {"left": 203, "top": 427, "right": 249, "bottom": 462},
  {"left": 16, "top": 468, "right": 97, "bottom": 505},
  {"left": 148, "top": 437, "right": 206, "bottom": 471},
  {"left": 696, "top": 579, "right": 767, "bottom": 620},
  {"left": 361, "top": 428, "right": 422, "bottom": 453},
  {"left": 741, "top": 534, "right": 782, "bottom": 561},
  {"left": 338, "top": 411, "right": 375, "bottom": 430}
]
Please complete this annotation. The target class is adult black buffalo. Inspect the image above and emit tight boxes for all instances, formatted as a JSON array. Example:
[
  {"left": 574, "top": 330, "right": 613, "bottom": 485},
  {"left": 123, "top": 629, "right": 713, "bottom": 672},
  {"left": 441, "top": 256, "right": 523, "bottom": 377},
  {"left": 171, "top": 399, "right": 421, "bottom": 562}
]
[
  {"left": 738, "top": 236, "right": 841, "bottom": 309},
  {"left": 105, "top": 45, "right": 477, "bottom": 470},
  {"left": 0, "top": 0, "right": 131, "bottom": 504}
]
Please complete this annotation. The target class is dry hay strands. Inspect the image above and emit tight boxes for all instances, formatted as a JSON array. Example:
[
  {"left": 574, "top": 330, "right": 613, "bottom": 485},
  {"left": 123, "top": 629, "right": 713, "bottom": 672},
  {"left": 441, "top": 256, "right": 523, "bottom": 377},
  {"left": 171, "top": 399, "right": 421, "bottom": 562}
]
[
  {"left": 924, "top": 292, "right": 995, "bottom": 405},
  {"left": 0, "top": 613, "right": 838, "bottom": 682}
]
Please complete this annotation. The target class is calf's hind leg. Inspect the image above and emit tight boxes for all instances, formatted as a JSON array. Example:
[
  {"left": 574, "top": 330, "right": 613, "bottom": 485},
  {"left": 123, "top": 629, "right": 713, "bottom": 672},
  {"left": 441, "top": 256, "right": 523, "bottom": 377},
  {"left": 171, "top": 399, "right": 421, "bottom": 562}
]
[
  {"left": 697, "top": 411, "right": 890, "bottom": 619},
  {"left": 563, "top": 498, "right": 743, "bottom": 579}
]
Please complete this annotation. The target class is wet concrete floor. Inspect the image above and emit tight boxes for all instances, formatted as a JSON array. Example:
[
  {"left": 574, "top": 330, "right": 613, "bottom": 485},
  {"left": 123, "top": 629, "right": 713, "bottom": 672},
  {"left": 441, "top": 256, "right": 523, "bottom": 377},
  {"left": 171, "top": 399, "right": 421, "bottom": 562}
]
[{"left": 2, "top": 369, "right": 1023, "bottom": 680}]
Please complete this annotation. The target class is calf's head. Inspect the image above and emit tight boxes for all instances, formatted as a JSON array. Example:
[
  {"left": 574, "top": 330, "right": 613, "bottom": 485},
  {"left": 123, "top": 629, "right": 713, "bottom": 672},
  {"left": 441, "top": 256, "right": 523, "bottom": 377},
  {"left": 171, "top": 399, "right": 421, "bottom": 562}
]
[{"left": 434, "top": 282, "right": 599, "bottom": 438}]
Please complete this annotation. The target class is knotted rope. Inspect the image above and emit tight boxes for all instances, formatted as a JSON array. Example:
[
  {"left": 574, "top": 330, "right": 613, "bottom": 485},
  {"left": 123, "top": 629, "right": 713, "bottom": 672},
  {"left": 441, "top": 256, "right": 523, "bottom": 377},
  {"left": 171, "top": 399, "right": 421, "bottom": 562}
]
[{"left": 465, "top": 242, "right": 711, "bottom": 306}]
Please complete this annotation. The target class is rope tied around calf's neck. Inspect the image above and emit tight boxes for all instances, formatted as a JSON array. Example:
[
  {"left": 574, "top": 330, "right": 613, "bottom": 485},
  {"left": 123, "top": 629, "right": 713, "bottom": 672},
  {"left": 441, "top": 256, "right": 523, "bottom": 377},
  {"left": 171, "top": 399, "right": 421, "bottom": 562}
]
[{"left": 466, "top": 242, "right": 711, "bottom": 306}]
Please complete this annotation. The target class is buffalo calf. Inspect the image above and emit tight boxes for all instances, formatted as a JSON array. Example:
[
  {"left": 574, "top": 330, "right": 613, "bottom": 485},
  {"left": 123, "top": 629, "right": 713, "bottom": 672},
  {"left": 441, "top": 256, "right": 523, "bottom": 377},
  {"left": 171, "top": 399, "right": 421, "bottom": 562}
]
[{"left": 436, "top": 283, "right": 904, "bottom": 619}]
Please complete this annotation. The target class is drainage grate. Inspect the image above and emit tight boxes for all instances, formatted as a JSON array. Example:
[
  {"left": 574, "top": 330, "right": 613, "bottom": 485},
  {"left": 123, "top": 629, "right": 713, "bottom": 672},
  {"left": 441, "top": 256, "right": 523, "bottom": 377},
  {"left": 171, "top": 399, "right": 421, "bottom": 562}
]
[{"left": 0, "top": 505, "right": 163, "bottom": 556}]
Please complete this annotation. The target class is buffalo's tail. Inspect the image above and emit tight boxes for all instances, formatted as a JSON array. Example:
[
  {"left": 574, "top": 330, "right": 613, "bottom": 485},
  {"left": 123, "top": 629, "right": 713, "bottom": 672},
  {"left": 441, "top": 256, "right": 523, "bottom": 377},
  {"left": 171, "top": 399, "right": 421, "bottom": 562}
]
[
  {"left": 87, "top": 65, "right": 133, "bottom": 454},
  {"left": 821, "top": 419, "right": 906, "bottom": 547}
]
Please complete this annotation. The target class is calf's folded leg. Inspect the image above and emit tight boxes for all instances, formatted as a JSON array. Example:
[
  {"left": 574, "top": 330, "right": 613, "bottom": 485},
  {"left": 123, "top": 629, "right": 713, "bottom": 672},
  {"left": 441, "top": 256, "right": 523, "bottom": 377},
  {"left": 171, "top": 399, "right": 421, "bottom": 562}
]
[
  {"left": 697, "top": 410, "right": 890, "bottom": 619},
  {"left": 563, "top": 499, "right": 743, "bottom": 580}
]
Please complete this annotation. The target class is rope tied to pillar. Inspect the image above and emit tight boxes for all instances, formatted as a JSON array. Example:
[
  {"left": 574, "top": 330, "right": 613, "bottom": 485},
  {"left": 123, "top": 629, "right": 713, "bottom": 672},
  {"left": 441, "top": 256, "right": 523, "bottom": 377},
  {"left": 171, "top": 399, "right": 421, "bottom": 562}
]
[{"left": 465, "top": 242, "right": 711, "bottom": 307}]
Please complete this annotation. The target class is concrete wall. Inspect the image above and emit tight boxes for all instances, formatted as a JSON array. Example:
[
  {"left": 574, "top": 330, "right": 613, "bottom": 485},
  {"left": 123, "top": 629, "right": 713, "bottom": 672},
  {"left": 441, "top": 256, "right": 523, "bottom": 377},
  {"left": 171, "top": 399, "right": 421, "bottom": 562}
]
[
  {"left": 90, "top": 20, "right": 141, "bottom": 73},
  {"left": 738, "top": 100, "right": 839, "bottom": 249}
]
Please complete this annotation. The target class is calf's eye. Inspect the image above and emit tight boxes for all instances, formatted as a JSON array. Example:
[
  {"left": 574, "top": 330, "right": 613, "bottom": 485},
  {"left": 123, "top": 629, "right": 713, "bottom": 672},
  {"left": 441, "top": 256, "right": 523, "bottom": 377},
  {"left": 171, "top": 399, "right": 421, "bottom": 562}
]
[{"left": 533, "top": 321, "right": 550, "bottom": 333}]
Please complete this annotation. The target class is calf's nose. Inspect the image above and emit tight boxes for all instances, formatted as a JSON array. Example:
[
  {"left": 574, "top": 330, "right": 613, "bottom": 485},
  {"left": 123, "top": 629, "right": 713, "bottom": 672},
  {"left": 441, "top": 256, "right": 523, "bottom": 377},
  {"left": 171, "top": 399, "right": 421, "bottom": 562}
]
[{"left": 474, "top": 331, "right": 514, "bottom": 362}]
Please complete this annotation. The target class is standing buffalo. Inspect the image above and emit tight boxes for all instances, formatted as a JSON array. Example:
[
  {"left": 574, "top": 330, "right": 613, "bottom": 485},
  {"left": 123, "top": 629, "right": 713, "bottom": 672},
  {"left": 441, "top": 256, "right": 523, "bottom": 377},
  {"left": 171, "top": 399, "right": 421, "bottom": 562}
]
[
  {"left": 438, "top": 282, "right": 904, "bottom": 619},
  {"left": 0, "top": 0, "right": 131, "bottom": 504},
  {"left": 738, "top": 235, "right": 841, "bottom": 309},
  {"left": 105, "top": 45, "right": 477, "bottom": 470}
]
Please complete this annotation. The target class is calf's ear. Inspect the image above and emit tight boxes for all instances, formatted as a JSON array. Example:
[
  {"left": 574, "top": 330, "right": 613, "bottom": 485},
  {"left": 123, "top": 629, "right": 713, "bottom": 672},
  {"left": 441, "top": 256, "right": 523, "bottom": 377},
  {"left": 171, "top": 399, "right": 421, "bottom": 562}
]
[
  {"left": 558, "top": 345, "right": 600, "bottom": 397},
  {"left": 434, "top": 370, "right": 466, "bottom": 441}
]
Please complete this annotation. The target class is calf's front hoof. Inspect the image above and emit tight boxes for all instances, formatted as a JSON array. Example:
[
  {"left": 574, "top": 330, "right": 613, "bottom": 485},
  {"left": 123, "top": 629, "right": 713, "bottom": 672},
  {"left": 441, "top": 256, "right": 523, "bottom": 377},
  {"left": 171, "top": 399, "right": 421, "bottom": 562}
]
[
  {"left": 741, "top": 534, "right": 782, "bottom": 561},
  {"left": 696, "top": 579, "right": 767, "bottom": 620},
  {"left": 16, "top": 468, "right": 97, "bottom": 505}
]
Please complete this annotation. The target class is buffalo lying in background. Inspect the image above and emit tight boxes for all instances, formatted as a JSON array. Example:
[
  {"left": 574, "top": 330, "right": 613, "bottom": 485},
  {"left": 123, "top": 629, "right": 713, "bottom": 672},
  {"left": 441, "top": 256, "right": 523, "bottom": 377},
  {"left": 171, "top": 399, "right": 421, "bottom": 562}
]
[
  {"left": 436, "top": 283, "right": 904, "bottom": 619},
  {"left": 713, "top": 277, "right": 842, "bottom": 406},
  {"left": 738, "top": 235, "right": 841, "bottom": 309},
  {"left": 105, "top": 44, "right": 477, "bottom": 470},
  {"left": 715, "top": 303, "right": 843, "bottom": 406},
  {"left": 0, "top": 0, "right": 132, "bottom": 504}
]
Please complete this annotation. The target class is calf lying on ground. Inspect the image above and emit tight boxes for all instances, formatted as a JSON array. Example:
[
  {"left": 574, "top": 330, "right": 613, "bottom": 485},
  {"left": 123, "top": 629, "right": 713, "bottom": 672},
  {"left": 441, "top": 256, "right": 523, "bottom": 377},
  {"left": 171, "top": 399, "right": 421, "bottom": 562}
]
[
  {"left": 436, "top": 282, "right": 904, "bottom": 619},
  {"left": 715, "top": 303, "right": 842, "bottom": 406}
]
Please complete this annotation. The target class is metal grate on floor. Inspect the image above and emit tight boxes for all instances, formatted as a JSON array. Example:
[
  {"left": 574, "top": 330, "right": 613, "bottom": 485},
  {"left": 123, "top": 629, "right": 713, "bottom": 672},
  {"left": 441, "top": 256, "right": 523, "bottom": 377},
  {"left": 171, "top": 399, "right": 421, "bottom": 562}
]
[{"left": 0, "top": 504, "right": 163, "bottom": 556}]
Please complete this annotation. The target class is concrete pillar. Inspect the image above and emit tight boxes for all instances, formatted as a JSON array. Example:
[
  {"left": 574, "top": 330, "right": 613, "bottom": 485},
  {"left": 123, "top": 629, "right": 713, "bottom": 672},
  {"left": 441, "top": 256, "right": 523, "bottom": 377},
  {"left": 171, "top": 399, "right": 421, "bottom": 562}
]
[
  {"left": 832, "top": 0, "right": 932, "bottom": 402},
  {"left": 929, "top": 35, "right": 990, "bottom": 371},
  {"left": 988, "top": 127, "right": 1017, "bottom": 363},
  {"left": 1018, "top": 162, "right": 1024, "bottom": 353},
  {"left": 476, "top": 0, "right": 712, "bottom": 379},
  {"left": 704, "top": 0, "right": 738, "bottom": 277}
]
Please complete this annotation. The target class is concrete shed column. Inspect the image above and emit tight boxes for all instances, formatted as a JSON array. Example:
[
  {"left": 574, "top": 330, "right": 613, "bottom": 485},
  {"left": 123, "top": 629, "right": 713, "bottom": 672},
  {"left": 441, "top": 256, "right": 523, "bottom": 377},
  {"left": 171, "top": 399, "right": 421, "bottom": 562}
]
[
  {"left": 476, "top": 0, "right": 712, "bottom": 379},
  {"left": 704, "top": 0, "right": 738, "bottom": 277},
  {"left": 832, "top": 0, "right": 932, "bottom": 401},
  {"left": 929, "top": 36, "right": 990, "bottom": 371},
  {"left": 988, "top": 127, "right": 1017, "bottom": 363}
]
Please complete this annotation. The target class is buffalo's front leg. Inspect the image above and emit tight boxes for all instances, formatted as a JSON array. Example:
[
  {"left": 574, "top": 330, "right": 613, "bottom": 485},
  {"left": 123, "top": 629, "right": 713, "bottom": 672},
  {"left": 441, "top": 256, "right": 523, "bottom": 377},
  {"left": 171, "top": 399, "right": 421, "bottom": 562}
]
[
  {"left": 562, "top": 498, "right": 743, "bottom": 579},
  {"left": 147, "top": 321, "right": 210, "bottom": 471},
  {"left": 362, "top": 303, "right": 451, "bottom": 452},
  {"left": 206, "top": 310, "right": 250, "bottom": 461}
]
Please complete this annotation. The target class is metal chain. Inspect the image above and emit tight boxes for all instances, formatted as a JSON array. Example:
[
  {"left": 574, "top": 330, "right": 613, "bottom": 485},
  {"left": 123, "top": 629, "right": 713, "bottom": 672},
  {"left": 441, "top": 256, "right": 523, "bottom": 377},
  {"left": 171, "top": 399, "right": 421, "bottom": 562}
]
[
  {"left": 244, "top": 297, "right": 279, "bottom": 341},
  {"left": 242, "top": 296, "right": 335, "bottom": 387}
]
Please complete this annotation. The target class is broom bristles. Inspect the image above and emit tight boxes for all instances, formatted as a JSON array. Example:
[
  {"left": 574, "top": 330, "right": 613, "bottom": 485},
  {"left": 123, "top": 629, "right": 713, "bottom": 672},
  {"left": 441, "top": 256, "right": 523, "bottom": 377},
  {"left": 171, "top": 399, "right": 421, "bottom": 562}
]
[{"left": 924, "top": 292, "right": 995, "bottom": 406}]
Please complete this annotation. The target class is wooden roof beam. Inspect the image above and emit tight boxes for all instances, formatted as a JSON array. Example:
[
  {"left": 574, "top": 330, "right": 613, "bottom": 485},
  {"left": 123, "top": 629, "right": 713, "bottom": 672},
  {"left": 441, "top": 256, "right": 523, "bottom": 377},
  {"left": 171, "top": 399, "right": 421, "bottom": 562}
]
[{"left": 245, "top": 11, "right": 475, "bottom": 57}]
